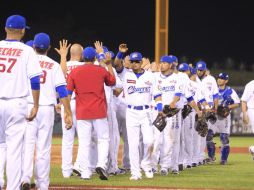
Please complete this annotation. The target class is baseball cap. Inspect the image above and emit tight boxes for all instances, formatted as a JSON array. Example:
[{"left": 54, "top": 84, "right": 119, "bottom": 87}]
[
  {"left": 130, "top": 52, "right": 142, "bottom": 62},
  {"left": 25, "top": 40, "right": 34, "bottom": 47},
  {"left": 169, "top": 55, "right": 178, "bottom": 63},
  {"left": 34, "top": 33, "right": 50, "bottom": 49},
  {"left": 5, "top": 15, "right": 30, "bottom": 29},
  {"left": 178, "top": 63, "right": 189, "bottom": 72},
  {"left": 103, "top": 46, "right": 109, "bottom": 53},
  {"left": 160, "top": 55, "right": 174, "bottom": 64},
  {"left": 190, "top": 67, "right": 197, "bottom": 75},
  {"left": 83, "top": 47, "right": 97, "bottom": 60},
  {"left": 196, "top": 61, "right": 207, "bottom": 71},
  {"left": 218, "top": 72, "right": 229, "bottom": 80}
]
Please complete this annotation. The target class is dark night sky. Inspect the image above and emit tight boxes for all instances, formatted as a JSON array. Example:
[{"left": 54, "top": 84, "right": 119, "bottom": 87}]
[{"left": 0, "top": 0, "right": 254, "bottom": 67}]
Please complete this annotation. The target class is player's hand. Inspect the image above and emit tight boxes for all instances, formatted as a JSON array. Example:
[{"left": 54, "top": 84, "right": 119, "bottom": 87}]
[
  {"left": 243, "top": 112, "right": 249, "bottom": 125},
  {"left": 141, "top": 58, "right": 151, "bottom": 71},
  {"left": 169, "top": 102, "right": 176, "bottom": 109},
  {"left": 54, "top": 39, "right": 71, "bottom": 57},
  {"left": 119, "top": 44, "right": 128, "bottom": 53},
  {"left": 94, "top": 41, "right": 104, "bottom": 54},
  {"left": 64, "top": 110, "right": 73, "bottom": 130},
  {"left": 55, "top": 104, "right": 61, "bottom": 114},
  {"left": 150, "top": 62, "right": 160, "bottom": 72},
  {"left": 26, "top": 106, "right": 39, "bottom": 121}
]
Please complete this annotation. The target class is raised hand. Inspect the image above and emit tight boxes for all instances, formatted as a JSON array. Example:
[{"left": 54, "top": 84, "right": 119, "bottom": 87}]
[
  {"left": 119, "top": 43, "right": 128, "bottom": 53},
  {"left": 141, "top": 58, "right": 151, "bottom": 71},
  {"left": 54, "top": 39, "right": 71, "bottom": 57},
  {"left": 94, "top": 41, "right": 104, "bottom": 54}
]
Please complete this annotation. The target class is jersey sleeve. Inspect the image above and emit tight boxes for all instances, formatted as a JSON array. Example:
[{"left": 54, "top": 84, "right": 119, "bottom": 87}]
[
  {"left": 26, "top": 49, "right": 42, "bottom": 79},
  {"left": 231, "top": 89, "right": 240, "bottom": 104},
  {"left": 54, "top": 65, "right": 67, "bottom": 88}
]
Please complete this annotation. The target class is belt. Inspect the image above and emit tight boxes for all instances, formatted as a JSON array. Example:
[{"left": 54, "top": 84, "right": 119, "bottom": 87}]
[{"left": 128, "top": 105, "right": 149, "bottom": 110}]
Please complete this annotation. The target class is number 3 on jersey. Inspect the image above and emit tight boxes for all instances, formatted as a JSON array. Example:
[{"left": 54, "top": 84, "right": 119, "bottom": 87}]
[{"left": 40, "top": 70, "right": 47, "bottom": 84}]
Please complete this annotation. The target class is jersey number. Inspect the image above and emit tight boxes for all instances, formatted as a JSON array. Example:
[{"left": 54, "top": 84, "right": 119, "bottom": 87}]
[
  {"left": 40, "top": 70, "right": 47, "bottom": 84},
  {"left": 0, "top": 57, "right": 17, "bottom": 73}
]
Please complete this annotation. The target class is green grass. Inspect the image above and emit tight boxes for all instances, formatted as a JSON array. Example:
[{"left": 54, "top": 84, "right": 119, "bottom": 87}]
[
  {"left": 52, "top": 136, "right": 253, "bottom": 147},
  {"left": 49, "top": 136, "right": 254, "bottom": 189},
  {"left": 49, "top": 154, "right": 254, "bottom": 189}
]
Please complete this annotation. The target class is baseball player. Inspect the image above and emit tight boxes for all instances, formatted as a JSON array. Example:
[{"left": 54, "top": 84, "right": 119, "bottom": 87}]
[
  {"left": 21, "top": 33, "right": 72, "bottom": 189},
  {"left": 213, "top": 73, "right": 240, "bottom": 164},
  {"left": 195, "top": 61, "right": 219, "bottom": 163},
  {"left": 55, "top": 42, "right": 84, "bottom": 178},
  {"left": 114, "top": 48, "right": 155, "bottom": 180},
  {"left": 241, "top": 80, "right": 254, "bottom": 132},
  {"left": 0, "top": 15, "right": 42, "bottom": 190}
]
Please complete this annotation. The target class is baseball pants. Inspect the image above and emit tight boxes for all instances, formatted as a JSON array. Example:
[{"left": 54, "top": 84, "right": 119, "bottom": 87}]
[
  {"left": 247, "top": 109, "right": 254, "bottom": 133},
  {"left": 126, "top": 107, "right": 154, "bottom": 178},
  {"left": 77, "top": 118, "right": 109, "bottom": 179},
  {"left": 61, "top": 100, "right": 80, "bottom": 177},
  {"left": 21, "top": 104, "right": 54, "bottom": 190},
  {"left": 0, "top": 143, "right": 6, "bottom": 188},
  {"left": 0, "top": 98, "right": 27, "bottom": 190}
]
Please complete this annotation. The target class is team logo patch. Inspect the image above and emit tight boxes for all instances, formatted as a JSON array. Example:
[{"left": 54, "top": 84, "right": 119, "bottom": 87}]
[{"left": 127, "top": 79, "right": 136, "bottom": 84}]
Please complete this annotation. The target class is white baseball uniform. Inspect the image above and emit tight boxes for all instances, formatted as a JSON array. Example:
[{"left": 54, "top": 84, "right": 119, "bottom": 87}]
[
  {"left": 61, "top": 60, "right": 84, "bottom": 177},
  {"left": 118, "top": 68, "right": 155, "bottom": 178},
  {"left": 241, "top": 80, "right": 254, "bottom": 132},
  {"left": 0, "top": 40, "right": 42, "bottom": 190},
  {"left": 22, "top": 54, "right": 66, "bottom": 189}
]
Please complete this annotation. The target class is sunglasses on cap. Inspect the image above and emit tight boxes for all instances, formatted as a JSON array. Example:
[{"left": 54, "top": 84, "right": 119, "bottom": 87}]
[{"left": 130, "top": 60, "right": 141, "bottom": 64}]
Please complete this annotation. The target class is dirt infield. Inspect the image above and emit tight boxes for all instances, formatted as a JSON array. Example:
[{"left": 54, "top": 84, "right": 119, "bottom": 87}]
[{"left": 51, "top": 144, "right": 249, "bottom": 164}]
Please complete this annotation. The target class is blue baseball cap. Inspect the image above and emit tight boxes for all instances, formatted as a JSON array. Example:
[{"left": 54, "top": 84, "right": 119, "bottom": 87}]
[
  {"left": 109, "top": 51, "right": 115, "bottom": 58},
  {"left": 33, "top": 33, "right": 50, "bottom": 49},
  {"left": 103, "top": 46, "right": 109, "bottom": 53},
  {"left": 218, "top": 72, "right": 229, "bottom": 80},
  {"left": 160, "top": 55, "right": 174, "bottom": 64},
  {"left": 5, "top": 15, "right": 30, "bottom": 29},
  {"left": 130, "top": 52, "right": 142, "bottom": 62},
  {"left": 190, "top": 67, "right": 197, "bottom": 75},
  {"left": 83, "top": 47, "right": 97, "bottom": 60},
  {"left": 178, "top": 63, "right": 189, "bottom": 72},
  {"left": 168, "top": 55, "right": 178, "bottom": 63},
  {"left": 97, "top": 53, "right": 106, "bottom": 61},
  {"left": 196, "top": 61, "right": 207, "bottom": 71},
  {"left": 25, "top": 40, "right": 34, "bottom": 47}
]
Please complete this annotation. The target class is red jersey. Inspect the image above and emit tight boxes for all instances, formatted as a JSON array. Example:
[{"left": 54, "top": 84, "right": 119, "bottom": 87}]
[{"left": 67, "top": 64, "right": 116, "bottom": 120}]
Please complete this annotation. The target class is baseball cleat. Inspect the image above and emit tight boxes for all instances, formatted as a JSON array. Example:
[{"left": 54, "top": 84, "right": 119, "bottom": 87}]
[
  {"left": 192, "top": 163, "right": 197, "bottom": 167},
  {"left": 160, "top": 168, "right": 168, "bottom": 176},
  {"left": 20, "top": 182, "right": 30, "bottom": 190},
  {"left": 96, "top": 167, "right": 108, "bottom": 180},
  {"left": 220, "top": 160, "right": 227, "bottom": 165},
  {"left": 129, "top": 175, "right": 141, "bottom": 180},
  {"left": 73, "top": 168, "right": 81, "bottom": 177},
  {"left": 178, "top": 164, "right": 184, "bottom": 171},
  {"left": 145, "top": 170, "right": 154, "bottom": 178},
  {"left": 172, "top": 170, "right": 179, "bottom": 175},
  {"left": 186, "top": 165, "right": 192, "bottom": 169}
]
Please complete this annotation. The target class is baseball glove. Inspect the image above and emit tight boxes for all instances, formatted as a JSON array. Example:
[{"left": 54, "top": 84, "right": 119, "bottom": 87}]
[
  {"left": 217, "top": 105, "right": 231, "bottom": 119},
  {"left": 205, "top": 111, "right": 217, "bottom": 124},
  {"left": 163, "top": 105, "right": 180, "bottom": 118},
  {"left": 195, "top": 116, "right": 208, "bottom": 137},
  {"left": 182, "top": 105, "right": 192, "bottom": 119},
  {"left": 153, "top": 113, "right": 167, "bottom": 132}
]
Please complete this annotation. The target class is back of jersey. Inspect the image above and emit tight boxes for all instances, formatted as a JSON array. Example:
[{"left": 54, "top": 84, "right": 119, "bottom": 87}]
[
  {"left": 27, "top": 55, "right": 66, "bottom": 105},
  {"left": 0, "top": 40, "right": 42, "bottom": 99}
]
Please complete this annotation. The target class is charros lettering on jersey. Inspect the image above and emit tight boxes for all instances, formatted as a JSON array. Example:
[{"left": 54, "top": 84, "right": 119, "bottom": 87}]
[
  {"left": 158, "top": 85, "right": 175, "bottom": 92},
  {"left": 127, "top": 86, "right": 151, "bottom": 94}
]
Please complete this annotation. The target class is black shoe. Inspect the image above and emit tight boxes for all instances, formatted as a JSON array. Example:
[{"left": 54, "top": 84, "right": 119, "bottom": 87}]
[
  {"left": 178, "top": 164, "right": 184, "bottom": 171},
  {"left": 73, "top": 168, "right": 81, "bottom": 177},
  {"left": 192, "top": 163, "right": 197, "bottom": 167},
  {"left": 172, "top": 170, "right": 179, "bottom": 175},
  {"left": 220, "top": 160, "right": 227, "bottom": 165},
  {"left": 30, "top": 183, "right": 36, "bottom": 188},
  {"left": 96, "top": 167, "right": 108, "bottom": 180},
  {"left": 186, "top": 165, "right": 192, "bottom": 169},
  {"left": 21, "top": 182, "right": 30, "bottom": 190}
]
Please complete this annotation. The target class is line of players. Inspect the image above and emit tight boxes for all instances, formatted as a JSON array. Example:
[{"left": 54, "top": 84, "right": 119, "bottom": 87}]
[{"left": 1, "top": 14, "right": 254, "bottom": 190}]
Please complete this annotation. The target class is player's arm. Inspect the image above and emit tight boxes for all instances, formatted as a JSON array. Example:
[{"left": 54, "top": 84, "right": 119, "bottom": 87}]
[
  {"left": 55, "top": 39, "right": 71, "bottom": 76},
  {"left": 114, "top": 43, "right": 128, "bottom": 72},
  {"left": 187, "top": 97, "right": 202, "bottom": 117},
  {"left": 104, "top": 52, "right": 116, "bottom": 86},
  {"left": 27, "top": 75, "right": 40, "bottom": 121},
  {"left": 242, "top": 101, "right": 249, "bottom": 125},
  {"left": 56, "top": 85, "right": 72, "bottom": 129}
]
